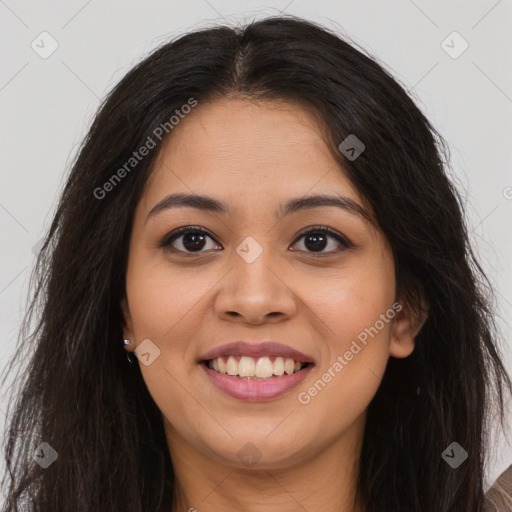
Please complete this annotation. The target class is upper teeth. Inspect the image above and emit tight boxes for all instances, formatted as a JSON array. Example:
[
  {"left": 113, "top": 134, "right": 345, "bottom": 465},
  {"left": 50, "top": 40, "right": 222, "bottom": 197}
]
[{"left": 209, "top": 356, "right": 303, "bottom": 378}]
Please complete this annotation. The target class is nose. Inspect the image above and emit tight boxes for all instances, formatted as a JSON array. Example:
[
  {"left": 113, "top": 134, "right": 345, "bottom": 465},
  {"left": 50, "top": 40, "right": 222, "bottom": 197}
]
[{"left": 213, "top": 251, "right": 297, "bottom": 325}]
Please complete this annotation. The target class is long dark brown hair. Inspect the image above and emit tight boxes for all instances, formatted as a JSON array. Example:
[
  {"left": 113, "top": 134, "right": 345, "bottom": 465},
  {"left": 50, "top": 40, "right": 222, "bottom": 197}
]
[{"left": 1, "top": 15, "right": 511, "bottom": 512}]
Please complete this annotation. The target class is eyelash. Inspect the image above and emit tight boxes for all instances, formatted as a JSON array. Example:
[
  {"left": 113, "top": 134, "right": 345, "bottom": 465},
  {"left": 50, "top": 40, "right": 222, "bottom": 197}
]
[{"left": 158, "top": 225, "right": 352, "bottom": 256}]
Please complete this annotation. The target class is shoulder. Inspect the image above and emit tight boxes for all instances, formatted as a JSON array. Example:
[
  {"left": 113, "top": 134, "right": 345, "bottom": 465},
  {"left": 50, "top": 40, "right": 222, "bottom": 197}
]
[{"left": 484, "top": 464, "right": 512, "bottom": 512}]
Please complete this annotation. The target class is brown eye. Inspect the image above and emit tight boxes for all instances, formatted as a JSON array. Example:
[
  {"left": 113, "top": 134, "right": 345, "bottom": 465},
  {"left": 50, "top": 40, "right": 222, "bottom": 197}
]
[
  {"left": 159, "top": 226, "right": 221, "bottom": 254},
  {"left": 291, "top": 226, "right": 352, "bottom": 254}
]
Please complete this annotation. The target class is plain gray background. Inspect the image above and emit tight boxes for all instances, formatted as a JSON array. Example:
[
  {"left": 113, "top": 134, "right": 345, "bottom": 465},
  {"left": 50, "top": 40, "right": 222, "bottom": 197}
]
[{"left": 1, "top": 0, "right": 511, "bottom": 496}]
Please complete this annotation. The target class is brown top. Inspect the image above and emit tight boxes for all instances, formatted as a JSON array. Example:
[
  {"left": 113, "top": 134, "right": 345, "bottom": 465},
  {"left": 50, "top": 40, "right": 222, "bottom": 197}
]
[{"left": 484, "top": 464, "right": 512, "bottom": 512}]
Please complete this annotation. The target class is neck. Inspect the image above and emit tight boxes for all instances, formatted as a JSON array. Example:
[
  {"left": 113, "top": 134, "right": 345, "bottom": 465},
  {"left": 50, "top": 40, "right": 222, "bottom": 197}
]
[{"left": 166, "top": 412, "right": 367, "bottom": 512}]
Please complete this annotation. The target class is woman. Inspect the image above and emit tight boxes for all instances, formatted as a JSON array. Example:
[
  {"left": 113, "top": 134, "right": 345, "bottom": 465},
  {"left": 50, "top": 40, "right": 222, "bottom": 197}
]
[{"left": 1, "top": 15, "right": 511, "bottom": 512}]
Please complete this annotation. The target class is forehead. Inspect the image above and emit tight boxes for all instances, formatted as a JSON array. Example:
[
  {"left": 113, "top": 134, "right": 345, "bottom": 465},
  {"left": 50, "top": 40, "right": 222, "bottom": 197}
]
[{"left": 140, "top": 98, "right": 366, "bottom": 215}]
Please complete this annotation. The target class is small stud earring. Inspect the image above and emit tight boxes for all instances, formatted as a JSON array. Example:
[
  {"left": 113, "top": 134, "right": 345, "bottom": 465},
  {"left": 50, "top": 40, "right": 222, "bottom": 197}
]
[{"left": 123, "top": 339, "right": 135, "bottom": 364}]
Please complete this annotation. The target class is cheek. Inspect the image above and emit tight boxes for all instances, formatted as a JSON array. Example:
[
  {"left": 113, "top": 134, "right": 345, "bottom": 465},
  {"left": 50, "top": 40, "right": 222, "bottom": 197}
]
[
  {"left": 298, "top": 256, "right": 394, "bottom": 414},
  {"left": 124, "top": 260, "right": 212, "bottom": 429},
  {"left": 309, "top": 249, "right": 395, "bottom": 347},
  {"left": 125, "top": 256, "right": 212, "bottom": 345}
]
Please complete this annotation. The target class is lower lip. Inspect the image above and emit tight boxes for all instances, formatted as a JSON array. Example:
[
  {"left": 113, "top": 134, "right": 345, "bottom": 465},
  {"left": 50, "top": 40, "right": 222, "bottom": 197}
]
[{"left": 201, "top": 363, "right": 313, "bottom": 401}]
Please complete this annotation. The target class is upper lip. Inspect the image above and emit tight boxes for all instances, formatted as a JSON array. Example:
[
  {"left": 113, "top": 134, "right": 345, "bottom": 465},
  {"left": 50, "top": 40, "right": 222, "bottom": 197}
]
[{"left": 199, "top": 341, "right": 315, "bottom": 364}]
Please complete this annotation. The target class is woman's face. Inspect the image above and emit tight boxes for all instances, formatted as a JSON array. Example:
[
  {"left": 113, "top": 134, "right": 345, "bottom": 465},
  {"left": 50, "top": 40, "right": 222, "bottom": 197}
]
[{"left": 122, "top": 98, "right": 421, "bottom": 470}]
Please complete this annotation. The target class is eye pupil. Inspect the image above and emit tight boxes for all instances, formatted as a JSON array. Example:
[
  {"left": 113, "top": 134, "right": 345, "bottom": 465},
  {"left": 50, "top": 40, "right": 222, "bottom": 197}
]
[
  {"left": 304, "top": 233, "right": 327, "bottom": 252},
  {"left": 182, "top": 232, "right": 207, "bottom": 251}
]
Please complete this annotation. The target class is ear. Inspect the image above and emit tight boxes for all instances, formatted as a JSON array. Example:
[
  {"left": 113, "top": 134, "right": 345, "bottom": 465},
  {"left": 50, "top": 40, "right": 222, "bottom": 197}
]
[
  {"left": 389, "top": 292, "right": 429, "bottom": 359},
  {"left": 121, "top": 296, "right": 135, "bottom": 349}
]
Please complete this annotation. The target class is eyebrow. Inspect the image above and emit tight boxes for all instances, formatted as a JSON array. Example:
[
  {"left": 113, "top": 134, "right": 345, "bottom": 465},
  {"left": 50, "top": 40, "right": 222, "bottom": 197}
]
[{"left": 145, "top": 193, "right": 374, "bottom": 224}]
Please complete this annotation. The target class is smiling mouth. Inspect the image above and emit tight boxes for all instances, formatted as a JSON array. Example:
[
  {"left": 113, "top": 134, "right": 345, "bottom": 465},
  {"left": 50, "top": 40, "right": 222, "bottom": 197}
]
[{"left": 203, "top": 355, "right": 313, "bottom": 380}]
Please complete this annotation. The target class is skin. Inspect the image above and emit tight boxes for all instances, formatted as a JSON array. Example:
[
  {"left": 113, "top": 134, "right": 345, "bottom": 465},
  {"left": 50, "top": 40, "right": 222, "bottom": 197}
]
[{"left": 121, "top": 98, "right": 427, "bottom": 512}]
